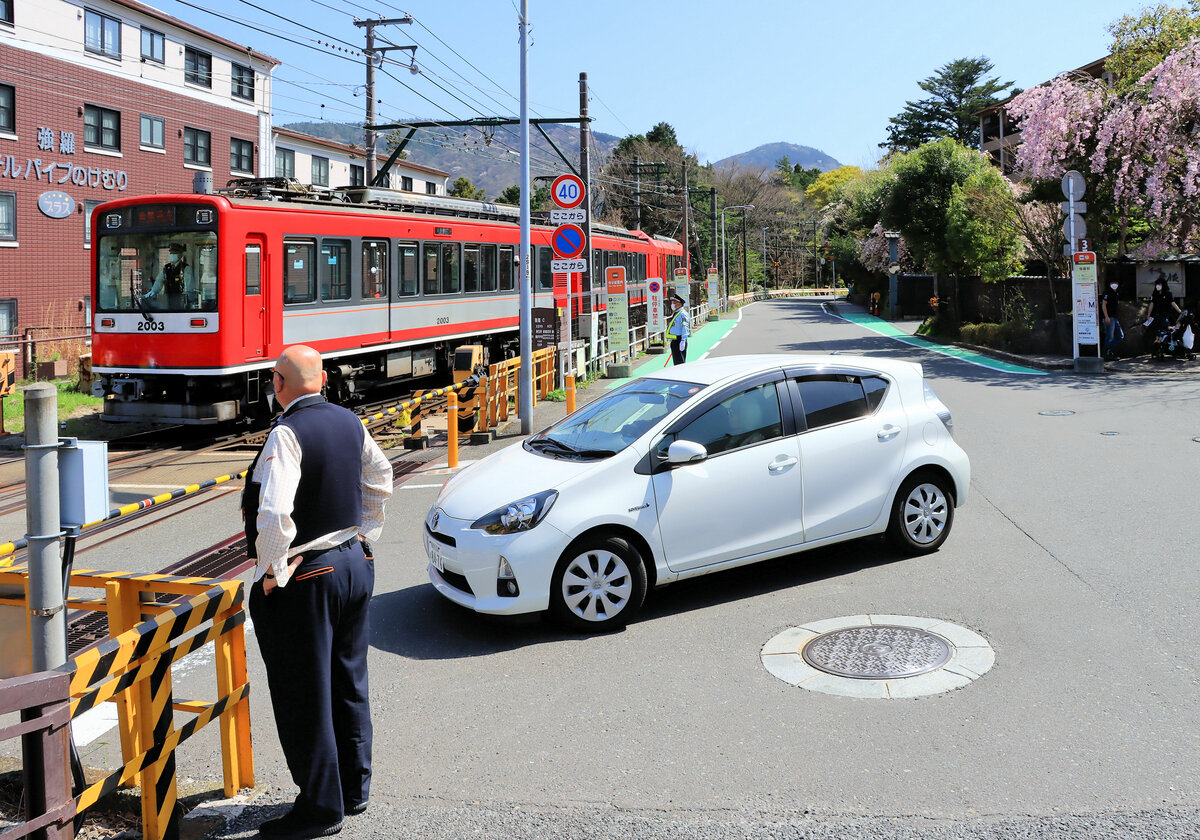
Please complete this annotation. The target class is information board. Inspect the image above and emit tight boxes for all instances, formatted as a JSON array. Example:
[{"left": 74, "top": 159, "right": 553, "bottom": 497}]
[
  {"left": 1072, "top": 252, "right": 1099, "bottom": 348},
  {"left": 606, "top": 267, "right": 630, "bottom": 354},
  {"left": 706, "top": 269, "right": 719, "bottom": 307},
  {"left": 531, "top": 307, "right": 558, "bottom": 351}
]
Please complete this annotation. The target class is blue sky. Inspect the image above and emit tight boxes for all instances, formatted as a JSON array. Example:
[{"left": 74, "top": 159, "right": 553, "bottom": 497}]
[{"left": 154, "top": 0, "right": 1145, "bottom": 169}]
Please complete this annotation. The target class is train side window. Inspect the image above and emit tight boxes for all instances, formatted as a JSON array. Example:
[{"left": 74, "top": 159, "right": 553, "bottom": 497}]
[
  {"left": 320, "top": 240, "right": 351, "bottom": 301},
  {"left": 362, "top": 240, "right": 388, "bottom": 299},
  {"left": 638, "top": 253, "right": 646, "bottom": 283},
  {"left": 463, "top": 244, "right": 480, "bottom": 293},
  {"left": 284, "top": 240, "right": 315, "bottom": 304},
  {"left": 498, "top": 245, "right": 514, "bottom": 291},
  {"left": 537, "top": 246, "right": 553, "bottom": 290},
  {"left": 423, "top": 243, "right": 439, "bottom": 295},
  {"left": 441, "top": 243, "right": 460, "bottom": 294},
  {"left": 245, "top": 244, "right": 261, "bottom": 295},
  {"left": 480, "top": 244, "right": 497, "bottom": 292},
  {"left": 398, "top": 241, "right": 418, "bottom": 297}
]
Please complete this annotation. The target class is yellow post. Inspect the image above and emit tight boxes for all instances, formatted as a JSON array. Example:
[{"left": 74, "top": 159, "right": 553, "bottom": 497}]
[
  {"left": 105, "top": 579, "right": 142, "bottom": 787},
  {"left": 565, "top": 374, "right": 576, "bottom": 414},
  {"left": 447, "top": 391, "right": 458, "bottom": 469},
  {"left": 213, "top": 598, "right": 254, "bottom": 795}
]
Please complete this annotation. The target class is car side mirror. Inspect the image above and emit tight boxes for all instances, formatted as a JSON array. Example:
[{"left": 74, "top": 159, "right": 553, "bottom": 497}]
[{"left": 666, "top": 439, "right": 707, "bottom": 466}]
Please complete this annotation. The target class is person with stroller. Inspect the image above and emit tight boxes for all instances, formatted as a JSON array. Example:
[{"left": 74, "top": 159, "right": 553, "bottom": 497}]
[{"left": 1147, "top": 278, "right": 1182, "bottom": 351}]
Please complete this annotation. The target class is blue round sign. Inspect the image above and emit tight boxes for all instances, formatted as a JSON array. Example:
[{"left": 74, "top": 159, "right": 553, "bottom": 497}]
[
  {"left": 38, "top": 191, "right": 76, "bottom": 219},
  {"left": 649, "top": 280, "right": 661, "bottom": 293}
]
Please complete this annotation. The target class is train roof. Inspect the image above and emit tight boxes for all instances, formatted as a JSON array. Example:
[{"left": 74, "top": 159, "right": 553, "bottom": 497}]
[{"left": 212, "top": 179, "right": 680, "bottom": 246}]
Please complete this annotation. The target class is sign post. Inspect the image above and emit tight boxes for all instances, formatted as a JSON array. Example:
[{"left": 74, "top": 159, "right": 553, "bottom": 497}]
[
  {"left": 706, "top": 268, "right": 719, "bottom": 317},
  {"left": 551, "top": 175, "right": 588, "bottom": 384},
  {"left": 647, "top": 278, "right": 664, "bottom": 334},
  {"left": 673, "top": 267, "right": 689, "bottom": 309},
  {"left": 1062, "top": 171, "right": 1102, "bottom": 373}
]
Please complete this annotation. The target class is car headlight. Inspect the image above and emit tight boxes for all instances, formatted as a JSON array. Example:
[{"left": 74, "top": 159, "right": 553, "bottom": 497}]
[{"left": 470, "top": 490, "right": 559, "bottom": 535}]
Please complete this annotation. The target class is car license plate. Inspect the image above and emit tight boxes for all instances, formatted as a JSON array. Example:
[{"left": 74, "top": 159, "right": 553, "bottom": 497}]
[{"left": 426, "top": 537, "right": 446, "bottom": 573}]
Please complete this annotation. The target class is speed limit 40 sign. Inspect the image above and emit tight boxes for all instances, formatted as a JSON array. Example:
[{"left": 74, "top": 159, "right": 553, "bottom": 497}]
[{"left": 551, "top": 174, "right": 586, "bottom": 209}]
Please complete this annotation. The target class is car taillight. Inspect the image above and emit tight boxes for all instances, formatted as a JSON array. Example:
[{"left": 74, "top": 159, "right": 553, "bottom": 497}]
[{"left": 923, "top": 381, "right": 954, "bottom": 437}]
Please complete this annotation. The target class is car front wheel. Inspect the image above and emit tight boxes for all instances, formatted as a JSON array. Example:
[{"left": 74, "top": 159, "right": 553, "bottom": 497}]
[
  {"left": 887, "top": 473, "right": 954, "bottom": 554},
  {"left": 549, "top": 535, "right": 648, "bottom": 632}
]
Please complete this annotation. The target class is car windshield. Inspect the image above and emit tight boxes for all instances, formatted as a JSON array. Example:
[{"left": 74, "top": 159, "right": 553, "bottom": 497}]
[
  {"left": 526, "top": 377, "right": 701, "bottom": 458},
  {"left": 96, "top": 231, "right": 218, "bottom": 312}
]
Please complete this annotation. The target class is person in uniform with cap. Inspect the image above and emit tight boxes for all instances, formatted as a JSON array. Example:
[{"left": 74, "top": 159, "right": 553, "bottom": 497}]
[
  {"left": 666, "top": 293, "right": 691, "bottom": 365},
  {"left": 245, "top": 345, "right": 393, "bottom": 839},
  {"left": 146, "top": 242, "right": 193, "bottom": 309}
]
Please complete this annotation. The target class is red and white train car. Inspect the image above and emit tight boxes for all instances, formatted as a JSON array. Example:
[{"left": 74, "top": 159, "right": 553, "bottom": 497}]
[{"left": 90, "top": 183, "right": 684, "bottom": 423}]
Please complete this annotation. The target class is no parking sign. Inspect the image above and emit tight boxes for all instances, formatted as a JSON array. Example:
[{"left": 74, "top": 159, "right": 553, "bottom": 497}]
[{"left": 648, "top": 278, "right": 664, "bottom": 332}]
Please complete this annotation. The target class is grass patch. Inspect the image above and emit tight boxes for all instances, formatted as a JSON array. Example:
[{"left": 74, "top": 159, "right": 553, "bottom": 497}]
[{"left": 3, "top": 380, "right": 103, "bottom": 435}]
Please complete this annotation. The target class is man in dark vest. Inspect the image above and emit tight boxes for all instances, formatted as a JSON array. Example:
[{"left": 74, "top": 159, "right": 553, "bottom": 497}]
[
  {"left": 146, "top": 242, "right": 192, "bottom": 309},
  {"left": 245, "top": 345, "right": 393, "bottom": 839}
]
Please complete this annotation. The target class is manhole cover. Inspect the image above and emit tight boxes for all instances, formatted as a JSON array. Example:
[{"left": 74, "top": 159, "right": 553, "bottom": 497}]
[
  {"left": 1038, "top": 409, "right": 1075, "bottom": 416},
  {"left": 802, "top": 625, "right": 952, "bottom": 680}
]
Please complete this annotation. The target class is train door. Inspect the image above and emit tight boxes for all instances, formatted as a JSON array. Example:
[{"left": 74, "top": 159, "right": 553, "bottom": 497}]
[{"left": 243, "top": 237, "right": 267, "bottom": 359}]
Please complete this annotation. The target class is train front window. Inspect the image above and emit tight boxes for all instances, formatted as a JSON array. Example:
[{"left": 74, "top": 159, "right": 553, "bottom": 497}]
[{"left": 96, "top": 231, "right": 217, "bottom": 312}]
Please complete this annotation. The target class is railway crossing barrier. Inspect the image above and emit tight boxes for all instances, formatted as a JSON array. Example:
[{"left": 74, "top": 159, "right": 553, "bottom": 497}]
[{"left": 0, "top": 568, "right": 253, "bottom": 840}]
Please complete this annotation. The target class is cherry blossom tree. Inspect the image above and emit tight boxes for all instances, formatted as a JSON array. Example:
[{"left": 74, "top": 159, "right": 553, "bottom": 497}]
[{"left": 1008, "top": 37, "right": 1200, "bottom": 255}]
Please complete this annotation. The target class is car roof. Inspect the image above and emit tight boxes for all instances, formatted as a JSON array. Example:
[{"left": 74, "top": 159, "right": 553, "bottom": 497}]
[{"left": 644, "top": 354, "right": 922, "bottom": 388}]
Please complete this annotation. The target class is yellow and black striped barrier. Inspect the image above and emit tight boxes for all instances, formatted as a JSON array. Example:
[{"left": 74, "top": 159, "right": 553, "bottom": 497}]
[{"left": 62, "top": 570, "right": 251, "bottom": 840}]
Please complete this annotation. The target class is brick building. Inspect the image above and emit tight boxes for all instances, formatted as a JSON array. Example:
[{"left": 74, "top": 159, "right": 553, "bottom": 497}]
[
  {"left": 272, "top": 127, "right": 448, "bottom": 195},
  {"left": 0, "top": 0, "right": 278, "bottom": 344}
]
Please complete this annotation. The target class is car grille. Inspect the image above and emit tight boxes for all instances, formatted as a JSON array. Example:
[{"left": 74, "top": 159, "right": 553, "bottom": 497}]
[
  {"left": 438, "top": 568, "right": 473, "bottom": 596},
  {"left": 426, "top": 524, "right": 456, "bottom": 547}
]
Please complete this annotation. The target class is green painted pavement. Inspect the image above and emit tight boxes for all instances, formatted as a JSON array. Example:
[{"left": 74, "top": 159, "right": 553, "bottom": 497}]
[
  {"left": 604, "top": 317, "right": 739, "bottom": 388},
  {"left": 837, "top": 311, "right": 1046, "bottom": 376}
]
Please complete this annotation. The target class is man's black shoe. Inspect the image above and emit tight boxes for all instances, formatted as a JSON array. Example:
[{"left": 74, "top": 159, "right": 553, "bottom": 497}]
[
  {"left": 259, "top": 809, "right": 343, "bottom": 839},
  {"left": 345, "top": 800, "right": 368, "bottom": 816}
]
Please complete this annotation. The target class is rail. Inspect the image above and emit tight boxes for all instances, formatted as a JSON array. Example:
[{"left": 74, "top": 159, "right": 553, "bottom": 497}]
[{"left": 0, "top": 351, "right": 558, "bottom": 567}]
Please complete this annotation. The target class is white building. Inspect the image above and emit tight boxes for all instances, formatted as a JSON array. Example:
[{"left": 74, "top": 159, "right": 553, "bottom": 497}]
[{"left": 272, "top": 127, "right": 448, "bottom": 194}]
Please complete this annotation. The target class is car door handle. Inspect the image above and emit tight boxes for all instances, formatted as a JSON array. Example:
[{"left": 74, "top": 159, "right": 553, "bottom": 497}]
[
  {"left": 877, "top": 425, "right": 901, "bottom": 441},
  {"left": 768, "top": 456, "right": 798, "bottom": 471}
]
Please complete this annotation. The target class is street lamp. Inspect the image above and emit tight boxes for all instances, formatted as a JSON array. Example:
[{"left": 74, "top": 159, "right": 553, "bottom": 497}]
[{"left": 721, "top": 204, "right": 753, "bottom": 308}]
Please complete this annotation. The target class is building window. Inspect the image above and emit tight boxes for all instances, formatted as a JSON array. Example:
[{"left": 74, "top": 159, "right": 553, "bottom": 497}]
[
  {"left": 230, "top": 138, "right": 253, "bottom": 173},
  {"left": 85, "top": 10, "right": 121, "bottom": 59},
  {"left": 276, "top": 147, "right": 294, "bottom": 178},
  {"left": 0, "top": 299, "right": 15, "bottom": 336},
  {"left": 311, "top": 156, "right": 329, "bottom": 186},
  {"left": 0, "top": 0, "right": 12, "bottom": 25},
  {"left": 400, "top": 176, "right": 412, "bottom": 192},
  {"left": 184, "top": 47, "right": 212, "bottom": 87},
  {"left": 139, "top": 114, "right": 163, "bottom": 148},
  {"left": 140, "top": 28, "right": 164, "bottom": 63},
  {"left": 183, "top": 127, "right": 210, "bottom": 166},
  {"left": 231, "top": 64, "right": 254, "bottom": 101},
  {"left": 83, "top": 199, "right": 102, "bottom": 244},
  {"left": 84, "top": 105, "right": 120, "bottom": 151},
  {"left": 0, "top": 192, "right": 14, "bottom": 240},
  {"left": 0, "top": 84, "right": 12, "bottom": 133},
  {"left": 426, "top": 182, "right": 437, "bottom": 195},
  {"left": 350, "top": 164, "right": 364, "bottom": 187}
]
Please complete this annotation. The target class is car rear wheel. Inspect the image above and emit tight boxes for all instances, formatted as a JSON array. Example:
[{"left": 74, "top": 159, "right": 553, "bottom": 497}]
[
  {"left": 887, "top": 473, "right": 954, "bottom": 554},
  {"left": 549, "top": 535, "right": 647, "bottom": 632}
]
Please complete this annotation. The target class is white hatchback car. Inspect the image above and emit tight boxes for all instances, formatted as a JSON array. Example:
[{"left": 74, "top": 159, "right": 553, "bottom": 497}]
[{"left": 425, "top": 354, "right": 969, "bottom": 632}]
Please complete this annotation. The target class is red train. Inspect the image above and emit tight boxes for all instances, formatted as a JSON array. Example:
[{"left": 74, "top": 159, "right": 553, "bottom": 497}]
[{"left": 90, "top": 182, "right": 684, "bottom": 423}]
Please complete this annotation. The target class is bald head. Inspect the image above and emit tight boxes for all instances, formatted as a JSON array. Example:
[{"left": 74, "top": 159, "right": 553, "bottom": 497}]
[{"left": 274, "top": 345, "right": 326, "bottom": 408}]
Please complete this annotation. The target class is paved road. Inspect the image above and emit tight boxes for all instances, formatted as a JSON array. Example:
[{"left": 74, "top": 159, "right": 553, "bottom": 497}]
[{"left": 70, "top": 299, "right": 1200, "bottom": 839}]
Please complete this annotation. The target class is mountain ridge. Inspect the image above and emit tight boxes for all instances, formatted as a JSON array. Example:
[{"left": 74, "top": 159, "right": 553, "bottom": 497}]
[{"left": 713, "top": 142, "right": 841, "bottom": 173}]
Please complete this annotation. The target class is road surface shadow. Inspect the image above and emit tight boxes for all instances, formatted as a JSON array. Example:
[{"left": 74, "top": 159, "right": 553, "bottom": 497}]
[{"left": 369, "top": 537, "right": 907, "bottom": 661}]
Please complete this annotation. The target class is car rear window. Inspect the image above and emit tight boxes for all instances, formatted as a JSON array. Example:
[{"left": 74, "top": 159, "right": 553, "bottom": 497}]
[{"left": 795, "top": 375, "right": 872, "bottom": 429}]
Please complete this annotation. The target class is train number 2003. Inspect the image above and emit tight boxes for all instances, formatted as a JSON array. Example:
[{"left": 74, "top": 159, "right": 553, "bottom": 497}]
[
  {"left": 136, "top": 320, "right": 166, "bottom": 332},
  {"left": 435, "top": 316, "right": 450, "bottom": 325}
]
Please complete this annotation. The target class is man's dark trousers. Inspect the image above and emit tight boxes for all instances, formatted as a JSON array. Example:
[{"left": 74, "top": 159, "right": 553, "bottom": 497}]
[
  {"left": 249, "top": 540, "right": 374, "bottom": 821},
  {"left": 670, "top": 338, "right": 686, "bottom": 366}
]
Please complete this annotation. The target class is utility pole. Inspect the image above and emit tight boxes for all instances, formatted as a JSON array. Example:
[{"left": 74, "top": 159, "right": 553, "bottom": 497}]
[
  {"left": 355, "top": 16, "right": 414, "bottom": 186},
  {"left": 709, "top": 188, "right": 717, "bottom": 275},
  {"left": 517, "top": 1, "right": 532, "bottom": 433},
  {"left": 681, "top": 162, "right": 690, "bottom": 287},
  {"left": 762, "top": 227, "right": 768, "bottom": 292},
  {"left": 741, "top": 212, "right": 749, "bottom": 296},
  {"left": 632, "top": 155, "right": 640, "bottom": 231}
]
